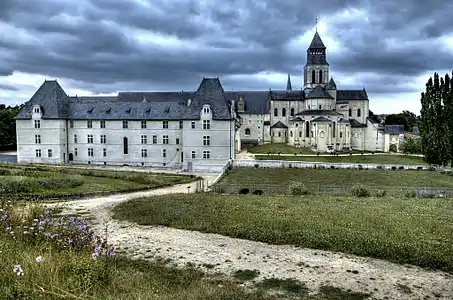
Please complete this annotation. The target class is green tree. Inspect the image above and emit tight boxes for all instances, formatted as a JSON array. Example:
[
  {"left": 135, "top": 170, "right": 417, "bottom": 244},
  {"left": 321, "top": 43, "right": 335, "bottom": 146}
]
[
  {"left": 0, "top": 105, "right": 22, "bottom": 150},
  {"left": 401, "top": 136, "right": 421, "bottom": 154},
  {"left": 384, "top": 111, "right": 418, "bottom": 132}
]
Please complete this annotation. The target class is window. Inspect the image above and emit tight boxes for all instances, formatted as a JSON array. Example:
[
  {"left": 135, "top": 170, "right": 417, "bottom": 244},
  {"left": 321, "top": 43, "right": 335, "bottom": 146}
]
[
  {"left": 340, "top": 132, "right": 343, "bottom": 138},
  {"left": 357, "top": 109, "right": 361, "bottom": 117},
  {"left": 319, "top": 70, "right": 323, "bottom": 83},
  {"left": 123, "top": 137, "right": 128, "bottom": 154},
  {"left": 290, "top": 131, "right": 293, "bottom": 137},
  {"left": 100, "top": 120, "right": 105, "bottom": 128},
  {"left": 179, "top": 120, "right": 183, "bottom": 129},
  {"left": 299, "top": 131, "right": 302, "bottom": 138},
  {"left": 141, "top": 149, "right": 147, "bottom": 158},
  {"left": 162, "top": 121, "right": 168, "bottom": 129},
  {"left": 282, "top": 108, "right": 286, "bottom": 117},
  {"left": 152, "top": 135, "right": 157, "bottom": 144},
  {"left": 162, "top": 149, "right": 166, "bottom": 158},
  {"left": 100, "top": 135, "right": 106, "bottom": 144},
  {"left": 311, "top": 70, "right": 316, "bottom": 83},
  {"left": 74, "top": 134, "right": 77, "bottom": 143},
  {"left": 35, "top": 135, "right": 41, "bottom": 144},
  {"left": 332, "top": 122, "right": 336, "bottom": 138},
  {"left": 141, "top": 120, "right": 147, "bottom": 129},
  {"left": 305, "top": 121, "right": 310, "bottom": 137},
  {"left": 176, "top": 138, "right": 180, "bottom": 145},
  {"left": 123, "top": 121, "right": 128, "bottom": 129},
  {"left": 87, "top": 135, "right": 93, "bottom": 143},
  {"left": 191, "top": 151, "right": 196, "bottom": 159},
  {"left": 245, "top": 128, "right": 251, "bottom": 136},
  {"left": 34, "top": 107, "right": 40, "bottom": 113},
  {"left": 34, "top": 120, "right": 41, "bottom": 128},
  {"left": 348, "top": 109, "right": 352, "bottom": 117},
  {"left": 69, "top": 120, "right": 74, "bottom": 128},
  {"left": 290, "top": 108, "right": 295, "bottom": 116},
  {"left": 88, "top": 148, "right": 94, "bottom": 157},
  {"left": 203, "top": 107, "right": 210, "bottom": 114},
  {"left": 203, "top": 120, "right": 210, "bottom": 130},
  {"left": 274, "top": 108, "right": 278, "bottom": 117},
  {"left": 163, "top": 135, "right": 169, "bottom": 144},
  {"left": 75, "top": 148, "right": 78, "bottom": 156},
  {"left": 318, "top": 105, "right": 322, "bottom": 110},
  {"left": 48, "top": 149, "right": 52, "bottom": 158},
  {"left": 203, "top": 150, "right": 210, "bottom": 159},
  {"left": 203, "top": 136, "right": 210, "bottom": 146},
  {"left": 103, "top": 148, "right": 107, "bottom": 157},
  {"left": 87, "top": 120, "right": 92, "bottom": 128},
  {"left": 141, "top": 134, "right": 147, "bottom": 144},
  {"left": 35, "top": 149, "right": 41, "bottom": 158}
]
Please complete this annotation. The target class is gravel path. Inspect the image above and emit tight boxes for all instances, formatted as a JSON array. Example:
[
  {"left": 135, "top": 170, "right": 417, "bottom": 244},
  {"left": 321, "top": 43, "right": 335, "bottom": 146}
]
[{"left": 50, "top": 182, "right": 453, "bottom": 300}]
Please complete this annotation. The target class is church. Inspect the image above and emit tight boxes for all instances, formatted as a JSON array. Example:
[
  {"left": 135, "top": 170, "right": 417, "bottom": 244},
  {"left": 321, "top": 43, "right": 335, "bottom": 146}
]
[{"left": 15, "top": 30, "right": 400, "bottom": 171}]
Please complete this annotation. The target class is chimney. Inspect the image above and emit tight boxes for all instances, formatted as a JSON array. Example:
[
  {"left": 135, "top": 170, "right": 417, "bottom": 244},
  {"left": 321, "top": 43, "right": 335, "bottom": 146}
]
[{"left": 187, "top": 98, "right": 192, "bottom": 106}]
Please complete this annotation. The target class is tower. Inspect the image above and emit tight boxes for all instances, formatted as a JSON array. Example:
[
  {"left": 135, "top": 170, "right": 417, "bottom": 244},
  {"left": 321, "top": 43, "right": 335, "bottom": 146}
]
[{"left": 303, "top": 29, "right": 329, "bottom": 90}]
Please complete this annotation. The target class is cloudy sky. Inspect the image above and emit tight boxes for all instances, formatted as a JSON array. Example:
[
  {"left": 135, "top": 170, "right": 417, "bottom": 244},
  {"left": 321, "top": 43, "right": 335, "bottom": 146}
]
[{"left": 0, "top": 0, "right": 452, "bottom": 114}]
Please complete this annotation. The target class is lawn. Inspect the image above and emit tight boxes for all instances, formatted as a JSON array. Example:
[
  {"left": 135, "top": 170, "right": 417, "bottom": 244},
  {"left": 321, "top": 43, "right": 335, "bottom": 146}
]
[
  {"left": 254, "top": 154, "right": 426, "bottom": 165},
  {"left": 113, "top": 193, "right": 453, "bottom": 273},
  {"left": 215, "top": 168, "right": 453, "bottom": 196},
  {"left": 247, "top": 143, "right": 315, "bottom": 154},
  {"left": 0, "top": 165, "right": 194, "bottom": 198}
]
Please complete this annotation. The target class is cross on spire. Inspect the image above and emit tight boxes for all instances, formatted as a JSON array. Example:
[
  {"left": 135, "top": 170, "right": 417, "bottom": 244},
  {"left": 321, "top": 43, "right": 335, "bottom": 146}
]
[{"left": 315, "top": 18, "right": 318, "bottom": 32}]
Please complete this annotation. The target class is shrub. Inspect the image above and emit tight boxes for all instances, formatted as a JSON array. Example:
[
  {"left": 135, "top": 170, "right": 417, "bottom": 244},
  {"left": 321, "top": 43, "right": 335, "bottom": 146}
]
[
  {"left": 254, "top": 164, "right": 259, "bottom": 168},
  {"left": 405, "top": 190, "right": 417, "bottom": 198},
  {"left": 287, "top": 181, "right": 310, "bottom": 195},
  {"left": 351, "top": 185, "right": 370, "bottom": 197},
  {"left": 239, "top": 188, "right": 250, "bottom": 194},
  {"left": 391, "top": 166, "right": 397, "bottom": 170},
  {"left": 375, "top": 189, "right": 387, "bottom": 197},
  {"left": 399, "top": 166, "right": 405, "bottom": 170},
  {"left": 252, "top": 190, "right": 264, "bottom": 195},
  {"left": 0, "top": 168, "right": 12, "bottom": 175}
]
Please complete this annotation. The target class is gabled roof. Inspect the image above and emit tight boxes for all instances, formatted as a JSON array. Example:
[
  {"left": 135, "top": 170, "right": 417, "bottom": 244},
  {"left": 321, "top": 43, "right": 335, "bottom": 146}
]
[
  {"left": 349, "top": 119, "right": 367, "bottom": 128},
  {"left": 270, "top": 90, "right": 305, "bottom": 101},
  {"left": 309, "top": 32, "right": 326, "bottom": 49},
  {"left": 384, "top": 124, "right": 405, "bottom": 134},
  {"left": 226, "top": 91, "right": 269, "bottom": 114},
  {"left": 306, "top": 85, "right": 333, "bottom": 99},
  {"left": 16, "top": 80, "right": 69, "bottom": 119},
  {"left": 296, "top": 109, "right": 343, "bottom": 116},
  {"left": 271, "top": 121, "right": 288, "bottom": 129},
  {"left": 312, "top": 116, "right": 332, "bottom": 123},
  {"left": 336, "top": 90, "right": 368, "bottom": 104},
  {"left": 191, "top": 77, "right": 232, "bottom": 120}
]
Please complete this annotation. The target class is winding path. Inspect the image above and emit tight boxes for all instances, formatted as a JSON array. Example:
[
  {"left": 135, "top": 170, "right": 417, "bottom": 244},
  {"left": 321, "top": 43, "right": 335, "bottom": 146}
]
[{"left": 50, "top": 181, "right": 453, "bottom": 300}]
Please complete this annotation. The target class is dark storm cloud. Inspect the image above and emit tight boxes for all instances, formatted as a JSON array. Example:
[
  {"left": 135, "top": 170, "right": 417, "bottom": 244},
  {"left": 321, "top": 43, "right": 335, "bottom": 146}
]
[
  {"left": 0, "top": 84, "right": 18, "bottom": 91},
  {"left": 0, "top": 0, "right": 452, "bottom": 98}
]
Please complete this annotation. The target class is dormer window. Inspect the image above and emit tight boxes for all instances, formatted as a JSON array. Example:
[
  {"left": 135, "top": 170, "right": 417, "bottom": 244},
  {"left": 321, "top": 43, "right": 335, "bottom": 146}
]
[
  {"left": 34, "top": 107, "right": 40, "bottom": 113},
  {"left": 203, "top": 107, "right": 210, "bottom": 114},
  {"left": 32, "top": 105, "right": 42, "bottom": 118}
]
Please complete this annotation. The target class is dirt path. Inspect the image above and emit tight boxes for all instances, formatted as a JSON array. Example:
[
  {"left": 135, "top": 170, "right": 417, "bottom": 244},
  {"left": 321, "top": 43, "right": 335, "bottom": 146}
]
[{"left": 49, "top": 182, "right": 453, "bottom": 300}]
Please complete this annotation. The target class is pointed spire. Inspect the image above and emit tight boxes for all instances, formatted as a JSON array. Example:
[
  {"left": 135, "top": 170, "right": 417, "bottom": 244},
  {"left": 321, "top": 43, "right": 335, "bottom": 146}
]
[
  {"left": 286, "top": 74, "right": 292, "bottom": 91},
  {"left": 309, "top": 31, "right": 326, "bottom": 49}
]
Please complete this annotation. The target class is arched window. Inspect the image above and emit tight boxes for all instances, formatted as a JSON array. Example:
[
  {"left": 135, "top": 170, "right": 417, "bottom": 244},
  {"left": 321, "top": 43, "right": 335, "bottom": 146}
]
[
  {"left": 319, "top": 70, "right": 323, "bottom": 83},
  {"left": 348, "top": 108, "right": 352, "bottom": 117},
  {"left": 311, "top": 70, "right": 316, "bottom": 83},
  {"left": 332, "top": 122, "right": 336, "bottom": 138},
  {"left": 245, "top": 128, "right": 251, "bottom": 136},
  {"left": 290, "top": 131, "right": 293, "bottom": 137},
  {"left": 123, "top": 137, "right": 128, "bottom": 154},
  {"left": 282, "top": 108, "right": 286, "bottom": 117},
  {"left": 299, "top": 131, "right": 302, "bottom": 138},
  {"left": 357, "top": 109, "right": 361, "bottom": 117},
  {"left": 278, "top": 132, "right": 281, "bottom": 137},
  {"left": 290, "top": 107, "right": 295, "bottom": 116},
  {"left": 320, "top": 131, "right": 325, "bottom": 138},
  {"left": 274, "top": 108, "right": 278, "bottom": 117},
  {"left": 305, "top": 121, "right": 310, "bottom": 137}
]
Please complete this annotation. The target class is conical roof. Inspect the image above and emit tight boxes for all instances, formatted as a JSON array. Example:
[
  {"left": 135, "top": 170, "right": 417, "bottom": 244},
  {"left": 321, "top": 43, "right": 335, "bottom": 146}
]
[{"left": 309, "top": 32, "right": 326, "bottom": 49}]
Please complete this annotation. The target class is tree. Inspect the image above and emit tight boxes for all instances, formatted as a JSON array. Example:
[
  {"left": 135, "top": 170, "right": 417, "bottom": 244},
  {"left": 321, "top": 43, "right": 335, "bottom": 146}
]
[
  {"left": 401, "top": 136, "right": 421, "bottom": 154},
  {"left": 0, "top": 105, "right": 22, "bottom": 151},
  {"left": 368, "top": 110, "right": 381, "bottom": 123},
  {"left": 384, "top": 111, "right": 418, "bottom": 132}
]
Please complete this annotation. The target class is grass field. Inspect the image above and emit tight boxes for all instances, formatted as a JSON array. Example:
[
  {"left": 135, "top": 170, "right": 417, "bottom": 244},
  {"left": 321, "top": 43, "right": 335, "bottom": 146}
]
[
  {"left": 113, "top": 193, "right": 453, "bottom": 273},
  {"left": 0, "top": 165, "right": 194, "bottom": 197},
  {"left": 254, "top": 154, "right": 426, "bottom": 165}
]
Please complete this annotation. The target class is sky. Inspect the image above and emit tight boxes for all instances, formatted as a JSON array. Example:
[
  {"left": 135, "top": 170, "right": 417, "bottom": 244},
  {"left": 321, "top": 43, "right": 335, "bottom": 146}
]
[{"left": 0, "top": 0, "right": 452, "bottom": 114}]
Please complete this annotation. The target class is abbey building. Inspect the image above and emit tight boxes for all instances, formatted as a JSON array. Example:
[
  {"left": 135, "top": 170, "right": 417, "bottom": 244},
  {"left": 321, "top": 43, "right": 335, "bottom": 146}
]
[{"left": 15, "top": 31, "right": 399, "bottom": 170}]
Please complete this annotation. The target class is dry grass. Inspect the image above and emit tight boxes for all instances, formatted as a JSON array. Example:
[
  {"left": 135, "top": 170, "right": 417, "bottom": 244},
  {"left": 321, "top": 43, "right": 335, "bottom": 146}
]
[{"left": 255, "top": 154, "right": 426, "bottom": 165}]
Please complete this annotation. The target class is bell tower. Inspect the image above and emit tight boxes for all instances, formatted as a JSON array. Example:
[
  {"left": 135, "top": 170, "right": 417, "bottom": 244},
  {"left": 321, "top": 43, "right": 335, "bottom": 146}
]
[{"left": 303, "top": 23, "right": 329, "bottom": 90}]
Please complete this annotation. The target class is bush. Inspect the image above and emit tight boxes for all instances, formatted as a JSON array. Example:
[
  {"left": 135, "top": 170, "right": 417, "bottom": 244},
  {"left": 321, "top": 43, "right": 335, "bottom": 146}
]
[
  {"left": 287, "top": 181, "right": 310, "bottom": 195},
  {"left": 254, "top": 164, "right": 259, "bottom": 168},
  {"left": 351, "top": 186, "right": 370, "bottom": 197},
  {"left": 0, "top": 168, "right": 12, "bottom": 175},
  {"left": 405, "top": 190, "right": 417, "bottom": 198},
  {"left": 252, "top": 190, "right": 264, "bottom": 195},
  {"left": 375, "top": 189, "right": 387, "bottom": 197},
  {"left": 239, "top": 188, "right": 250, "bottom": 194}
]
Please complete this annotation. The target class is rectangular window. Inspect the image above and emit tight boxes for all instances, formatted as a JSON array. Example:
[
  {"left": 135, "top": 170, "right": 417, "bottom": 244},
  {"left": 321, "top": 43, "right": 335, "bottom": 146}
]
[
  {"left": 103, "top": 148, "right": 107, "bottom": 157},
  {"left": 123, "top": 137, "right": 128, "bottom": 154},
  {"left": 75, "top": 148, "right": 78, "bottom": 156},
  {"left": 141, "top": 149, "right": 147, "bottom": 158},
  {"left": 141, "top": 134, "right": 147, "bottom": 144},
  {"left": 348, "top": 109, "right": 352, "bottom": 117},
  {"left": 69, "top": 120, "right": 74, "bottom": 128},
  {"left": 176, "top": 138, "right": 180, "bottom": 145},
  {"left": 163, "top": 135, "right": 169, "bottom": 144},
  {"left": 87, "top": 120, "right": 92, "bottom": 128},
  {"left": 35, "top": 149, "right": 41, "bottom": 158},
  {"left": 162, "top": 149, "right": 166, "bottom": 158},
  {"left": 100, "top": 120, "right": 106, "bottom": 128},
  {"left": 162, "top": 121, "right": 168, "bottom": 129},
  {"left": 203, "top": 107, "right": 210, "bottom": 114},
  {"left": 191, "top": 151, "right": 196, "bottom": 159},
  {"left": 203, "top": 120, "right": 210, "bottom": 130},
  {"left": 47, "top": 149, "right": 52, "bottom": 158},
  {"left": 35, "top": 135, "right": 41, "bottom": 144},
  {"left": 87, "top": 135, "right": 93, "bottom": 143},
  {"left": 203, "top": 150, "right": 210, "bottom": 159},
  {"left": 141, "top": 120, "right": 147, "bottom": 129},
  {"left": 34, "top": 120, "right": 40, "bottom": 128},
  {"left": 152, "top": 135, "right": 157, "bottom": 144},
  {"left": 74, "top": 134, "right": 77, "bottom": 143},
  {"left": 100, "top": 135, "right": 106, "bottom": 144},
  {"left": 123, "top": 121, "right": 128, "bottom": 129},
  {"left": 179, "top": 120, "right": 183, "bottom": 129},
  {"left": 191, "top": 121, "right": 195, "bottom": 129},
  {"left": 88, "top": 148, "right": 94, "bottom": 157},
  {"left": 203, "top": 135, "right": 210, "bottom": 146}
]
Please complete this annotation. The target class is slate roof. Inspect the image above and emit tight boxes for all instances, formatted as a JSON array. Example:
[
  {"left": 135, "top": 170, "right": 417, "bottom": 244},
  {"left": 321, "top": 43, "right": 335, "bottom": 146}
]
[
  {"left": 336, "top": 90, "right": 368, "bottom": 104},
  {"left": 226, "top": 91, "right": 269, "bottom": 114},
  {"left": 309, "top": 32, "right": 326, "bottom": 49},
  {"left": 312, "top": 116, "right": 332, "bottom": 123},
  {"left": 271, "top": 121, "right": 288, "bottom": 129},
  {"left": 286, "top": 74, "right": 292, "bottom": 91},
  {"left": 337, "top": 118, "right": 350, "bottom": 124},
  {"left": 270, "top": 90, "right": 305, "bottom": 101},
  {"left": 306, "top": 85, "right": 333, "bottom": 99},
  {"left": 296, "top": 109, "right": 343, "bottom": 116},
  {"left": 290, "top": 116, "right": 305, "bottom": 122},
  {"left": 384, "top": 125, "right": 405, "bottom": 134},
  {"left": 349, "top": 119, "right": 367, "bottom": 128},
  {"left": 326, "top": 77, "right": 336, "bottom": 90},
  {"left": 16, "top": 80, "right": 69, "bottom": 119}
]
